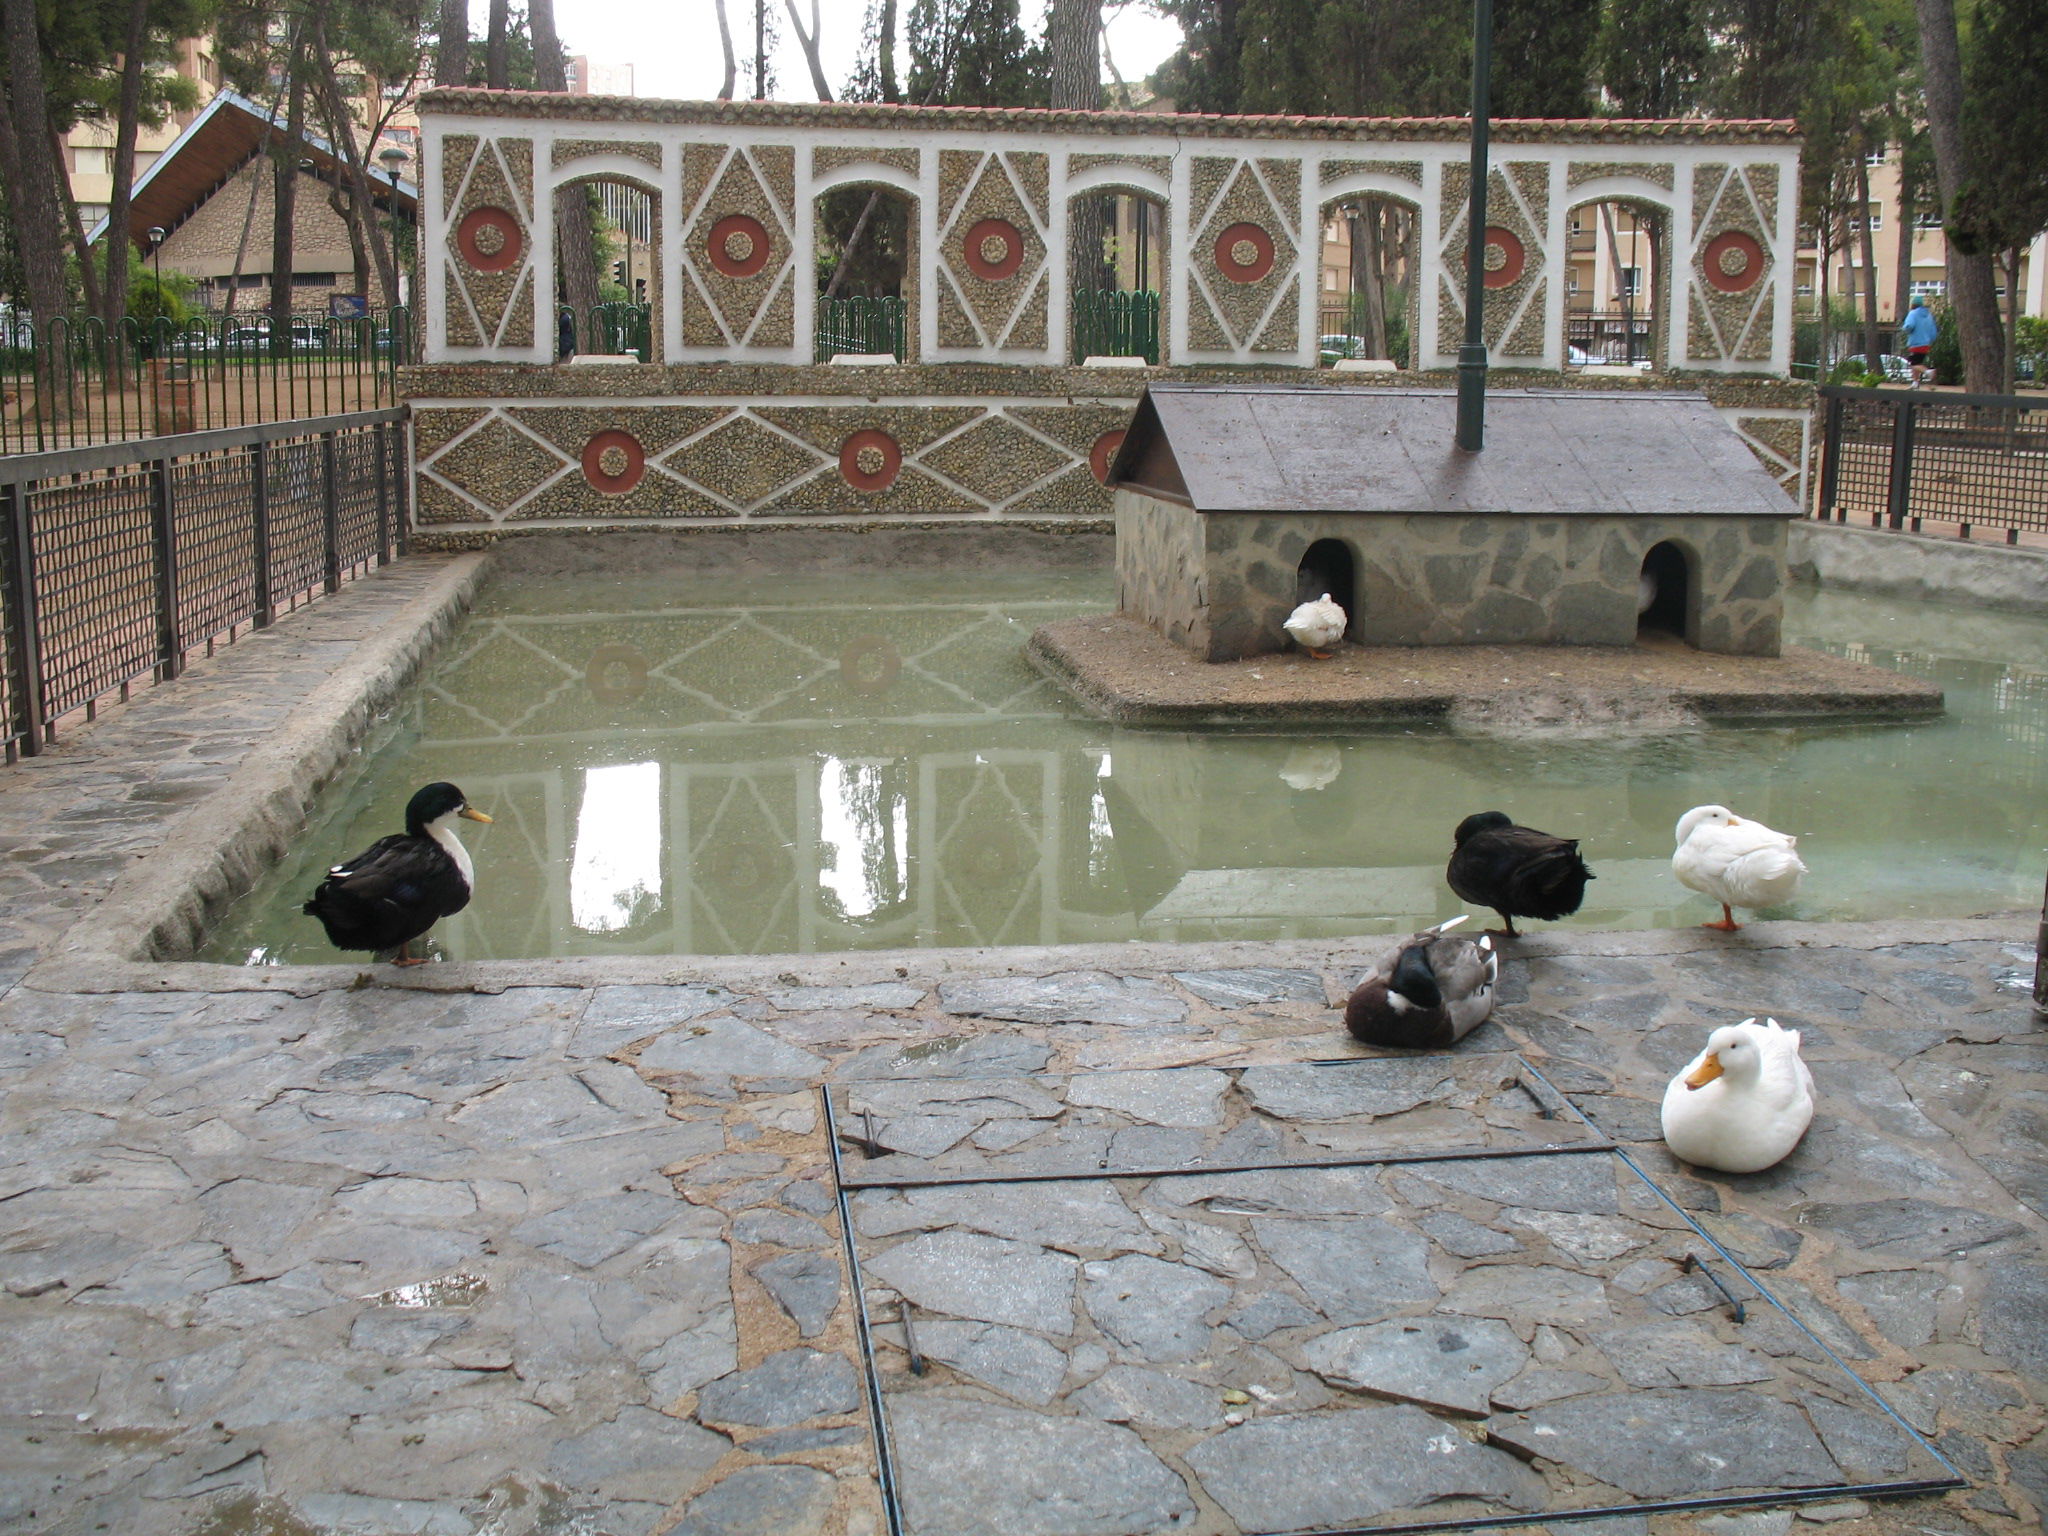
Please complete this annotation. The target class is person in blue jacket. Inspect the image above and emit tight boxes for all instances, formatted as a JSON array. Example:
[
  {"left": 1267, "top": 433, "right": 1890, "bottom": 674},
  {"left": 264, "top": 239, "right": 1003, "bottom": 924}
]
[{"left": 1900, "top": 295, "right": 1938, "bottom": 387}]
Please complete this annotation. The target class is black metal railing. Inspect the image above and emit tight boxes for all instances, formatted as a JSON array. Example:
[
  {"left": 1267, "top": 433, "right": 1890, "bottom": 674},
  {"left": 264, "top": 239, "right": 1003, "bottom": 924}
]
[
  {"left": 557, "top": 301, "right": 653, "bottom": 362},
  {"left": 0, "top": 409, "right": 408, "bottom": 759},
  {"left": 1816, "top": 385, "right": 2048, "bottom": 541},
  {"left": 1072, "top": 289, "right": 1160, "bottom": 364},
  {"left": 1567, "top": 308, "right": 1653, "bottom": 366},
  {"left": 0, "top": 308, "right": 411, "bottom": 455},
  {"left": 814, "top": 295, "right": 906, "bottom": 362}
]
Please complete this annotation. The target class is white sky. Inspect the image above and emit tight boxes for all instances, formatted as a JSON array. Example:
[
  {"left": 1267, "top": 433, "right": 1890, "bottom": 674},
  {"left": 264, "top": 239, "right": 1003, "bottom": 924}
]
[{"left": 528, "top": 1, "right": 1186, "bottom": 103}]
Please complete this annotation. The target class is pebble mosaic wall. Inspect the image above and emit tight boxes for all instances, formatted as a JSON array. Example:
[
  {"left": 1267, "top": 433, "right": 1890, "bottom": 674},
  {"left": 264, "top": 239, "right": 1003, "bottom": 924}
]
[{"left": 417, "top": 93, "right": 1801, "bottom": 373}]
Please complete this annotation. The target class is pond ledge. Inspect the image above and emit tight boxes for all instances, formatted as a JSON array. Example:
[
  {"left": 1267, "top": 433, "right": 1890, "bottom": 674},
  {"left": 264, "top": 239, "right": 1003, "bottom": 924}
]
[{"left": 1027, "top": 612, "right": 1945, "bottom": 730}]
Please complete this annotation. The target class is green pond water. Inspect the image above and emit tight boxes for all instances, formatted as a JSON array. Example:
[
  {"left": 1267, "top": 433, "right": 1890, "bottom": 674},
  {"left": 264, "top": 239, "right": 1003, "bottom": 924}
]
[{"left": 205, "top": 566, "right": 2048, "bottom": 964}]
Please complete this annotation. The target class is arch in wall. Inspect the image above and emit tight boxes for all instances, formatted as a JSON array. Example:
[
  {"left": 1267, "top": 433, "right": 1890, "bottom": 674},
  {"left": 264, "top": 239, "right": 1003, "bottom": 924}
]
[
  {"left": 1296, "top": 539, "right": 1358, "bottom": 641},
  {"left": 812, "top": 177, "right": 920, "bottom": 362},
  {"left": 1064, "top": 181, "right": 1169, "bottom": 365},
  {"left": 1562, "top": 184, "right": 1675, "bottom": 372},
  {"left": 1315, "top": 184, "right": 1422, "bottom": 368},
  {"left": 549, "top": 168, "right": 662, "bottom": 362},
  {"left": 1637, "top": 538, "right": 1696, "bottom": 645}
]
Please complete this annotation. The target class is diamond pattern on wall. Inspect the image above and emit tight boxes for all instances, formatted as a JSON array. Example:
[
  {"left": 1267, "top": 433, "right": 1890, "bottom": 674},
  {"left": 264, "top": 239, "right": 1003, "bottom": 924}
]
[
  {"left": 443, "top": 137, "right": 537, "bottom": 352},
  {"left": 1688, "top": 164, "right": 1779, "bottom": 363},
  {"left": 934, "top": 152, "right": 1052, "bottom": 352},
  {"left": 421, "top": 412, "right": 571, "bottom": 515},
  {"left": 666, "top": 415, "right": 831, "bottom": 509},
  {"left": 682, "top": 145, "right": 797, "bottom": 350},
  {"left": 1188, "top": 157, "right": 1301, "bottom": 355},
  {"left": 920, "top": 415, "right": 1071, "bottom": 500},
  {"left": 1436, "top": 162, "right": 1549, "bottom": 359}
]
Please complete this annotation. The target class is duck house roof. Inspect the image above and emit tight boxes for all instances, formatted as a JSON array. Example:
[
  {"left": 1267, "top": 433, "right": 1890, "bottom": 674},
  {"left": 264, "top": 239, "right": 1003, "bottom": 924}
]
[{"left": 1107, "top": 386, "right": 1800, "bottom": 519}]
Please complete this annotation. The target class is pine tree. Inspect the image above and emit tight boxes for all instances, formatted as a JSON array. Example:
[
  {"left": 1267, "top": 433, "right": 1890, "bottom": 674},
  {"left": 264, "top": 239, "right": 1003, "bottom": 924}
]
[
  {"left": 1598, "top": 0, "right": 1708, "bottom": 116},
  {"left": 906, "top": 0, "right": 1044, "bottom": 107},
  {"left": 1952, "top": 0, "right": 2048, "bottom": 389},
  {"left": 1491, "top": 0, "right": 1600, "bottom": 117}
]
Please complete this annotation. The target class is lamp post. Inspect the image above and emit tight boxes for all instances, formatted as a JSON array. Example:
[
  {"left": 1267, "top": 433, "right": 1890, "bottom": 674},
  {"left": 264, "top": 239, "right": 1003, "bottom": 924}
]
[
  {"left": 146, "top": 225, "right": 166, "bottom": 294},
  {"left": 376, "top": 145, "right": 409, "bottom": 313},
  {"left": 1454, "top": 0, "right": 1493, "bottom": 453}
]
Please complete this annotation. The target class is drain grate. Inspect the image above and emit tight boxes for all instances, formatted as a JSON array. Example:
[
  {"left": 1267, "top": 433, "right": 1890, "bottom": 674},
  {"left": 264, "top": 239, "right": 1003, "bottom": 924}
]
[{"left": 826, "top": 1056, "right": 1962, "bottom": 1536}]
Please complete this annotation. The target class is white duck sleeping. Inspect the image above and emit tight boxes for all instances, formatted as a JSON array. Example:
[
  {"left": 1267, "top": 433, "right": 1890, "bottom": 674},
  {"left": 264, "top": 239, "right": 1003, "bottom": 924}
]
[
  {"left": 1284, "top": 593, "right": 1347, "bottom": 658},
  {"left": 1672, "top": 804, "right": 1806, "bottom": 931},
  {"left": 1661, "top": 1017, "right": 1814, "bottom": 1173}
]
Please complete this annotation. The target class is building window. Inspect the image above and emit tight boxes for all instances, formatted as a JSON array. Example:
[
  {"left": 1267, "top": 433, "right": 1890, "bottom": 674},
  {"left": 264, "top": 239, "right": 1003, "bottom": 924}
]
[
  {"left": 1864, "top": 148, "right": 1887, "bottom": 166},
  {"left": 1618, "top": 267, "right": 1640, "bottom": 296},
  {"left": 73, "top": 146, "right": 112, "bottom": 176},
  {"left": 78, "top": 203, "right": 109, "bottom": 225},
  {"left": 1849, "top": 208, "right": 1882, "bottom": 234},
  {"left": 1909, "top": 279, "right": 1946, "bottom": 299},
  {"left": 1915, "top": 211, "right": 1943, "bottom": 229}
]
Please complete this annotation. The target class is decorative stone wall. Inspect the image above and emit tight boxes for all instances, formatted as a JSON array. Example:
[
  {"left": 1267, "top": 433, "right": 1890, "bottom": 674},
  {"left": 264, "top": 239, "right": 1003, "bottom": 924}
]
[
  {"left": 417, "top": 92, "right": 1802, "bottom": 373},
  {"left": 1117, "top": 491, "right": 1790, "bottom": 661},
  {"left": 406, "top": 365, "right": 1818, "bottom": 535}
]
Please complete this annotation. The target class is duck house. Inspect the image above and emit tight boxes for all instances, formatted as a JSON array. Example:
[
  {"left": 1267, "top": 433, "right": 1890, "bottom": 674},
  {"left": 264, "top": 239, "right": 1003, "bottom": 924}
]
[{"left": 1106, "top": 385, "right": 1802, "bottom": 663}]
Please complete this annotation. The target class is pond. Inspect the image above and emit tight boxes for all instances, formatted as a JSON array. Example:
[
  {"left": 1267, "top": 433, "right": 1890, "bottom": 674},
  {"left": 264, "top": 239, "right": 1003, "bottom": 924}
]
[{"left": 204, "top": 566, "right": 2048, "bottom": 963}]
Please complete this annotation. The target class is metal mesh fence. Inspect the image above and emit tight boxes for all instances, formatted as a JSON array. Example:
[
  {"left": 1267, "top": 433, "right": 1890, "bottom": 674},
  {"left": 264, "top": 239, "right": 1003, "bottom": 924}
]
[
  {"left": 1819, "top": 386, "right": 2048, "bottom": 539},
  {"left": 0, "top": 410, "right": 405, "bottom": 757}
]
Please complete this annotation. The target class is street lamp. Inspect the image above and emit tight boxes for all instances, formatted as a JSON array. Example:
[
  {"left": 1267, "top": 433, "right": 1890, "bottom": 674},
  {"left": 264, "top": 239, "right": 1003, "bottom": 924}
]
[
  {"left": 377, "top": 145, "right": 409, "bottom": 313},
  {"left": 146, "top": 225, "right": 166, "bottom": 293}
]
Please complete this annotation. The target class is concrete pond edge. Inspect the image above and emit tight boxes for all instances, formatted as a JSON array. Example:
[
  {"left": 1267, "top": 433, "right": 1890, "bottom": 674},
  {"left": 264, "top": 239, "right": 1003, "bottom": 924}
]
[
  {"left": 28, "top": 551, "right": 493, "bottom": 994},
  {"left": 16, "top": 519, "right": 2040, "bottom": 998}
]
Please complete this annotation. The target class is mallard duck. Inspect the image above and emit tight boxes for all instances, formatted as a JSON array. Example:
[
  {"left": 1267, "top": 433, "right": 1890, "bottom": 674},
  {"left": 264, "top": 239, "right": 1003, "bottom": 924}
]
[
  {"left": 1672, "top": 804, "right": 1805, "bottom": 931},
  {"left": 303, "top": 782, "right": 491, "bottom": 965},
  {"left": 1445, "top": 810, "right": 1594, "bottom": 938},
  {"left": 1345, "top": 916, "right": 1498, "bottom": 1049},
  {"left": 1661, "top": 1017, "right": 1814, "bottom": 1173},
  {"left": 1283, "top": 593, "right": 1347, "bottom": 658}
]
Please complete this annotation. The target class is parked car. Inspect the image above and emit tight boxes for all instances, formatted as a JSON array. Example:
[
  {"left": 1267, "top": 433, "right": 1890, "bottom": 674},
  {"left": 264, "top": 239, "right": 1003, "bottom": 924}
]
[
  {"left": 223, "top": 318, "right": 327, "bottom": 351},
  {"left": 1318, "top": 334, "right": 1369, "bottom": 365}
]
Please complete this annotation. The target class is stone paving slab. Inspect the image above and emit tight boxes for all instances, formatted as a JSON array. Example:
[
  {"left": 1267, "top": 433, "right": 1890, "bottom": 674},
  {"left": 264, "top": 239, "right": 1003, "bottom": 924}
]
[{"left": 0, "top": 564, "right": 2043, "bottom": 1536}]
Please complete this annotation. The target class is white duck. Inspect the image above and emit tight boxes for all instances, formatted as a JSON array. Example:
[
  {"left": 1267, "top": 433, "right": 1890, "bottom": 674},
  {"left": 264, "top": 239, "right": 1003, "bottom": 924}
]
[
  {"left": 1284, "top": 593, "right": 1347, "bottom": 658},
  {"left": 1672, "top": 804, "right": 1806, "bottom": 931},
  {"left": 1661, "top": 1017, "right": 1814, "bottom": 1173}
]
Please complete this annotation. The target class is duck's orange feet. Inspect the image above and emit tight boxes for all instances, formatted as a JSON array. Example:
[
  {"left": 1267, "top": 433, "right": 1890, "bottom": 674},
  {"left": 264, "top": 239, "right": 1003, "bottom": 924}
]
[
  {"left": 1700, "top": 906, "right": 1741, "bottom": 932},
  {"left": 1308, "top": 649, "right": 1333, "bottom": 660}
]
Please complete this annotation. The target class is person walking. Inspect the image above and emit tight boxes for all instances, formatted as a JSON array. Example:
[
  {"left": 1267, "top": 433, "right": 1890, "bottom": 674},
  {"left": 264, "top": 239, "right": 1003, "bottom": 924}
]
[{"left": 1901, "top": 295, "right": 1938, "bottom": 387}]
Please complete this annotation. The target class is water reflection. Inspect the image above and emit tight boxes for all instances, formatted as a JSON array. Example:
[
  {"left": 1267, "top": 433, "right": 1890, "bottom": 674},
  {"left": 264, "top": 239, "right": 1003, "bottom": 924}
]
[
  {"left": 206, "top": 572, "right": 2048, "bottom": 963},
  {"left": 571, "top": 761, "right": 663, "bottom": 933}
]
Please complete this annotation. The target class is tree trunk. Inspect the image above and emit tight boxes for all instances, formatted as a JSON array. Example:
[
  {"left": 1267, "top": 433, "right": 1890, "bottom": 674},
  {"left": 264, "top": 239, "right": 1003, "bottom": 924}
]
[
  {"left": 1050, "top": 0, "right": 1103, "bottom": 298},
  {"left": 269, "top": 64, "right": 305, "bottom": 341},
  {"left": 2002, "top": 247, "right": 2020, "bottom": 394},
  {"left": 1891, "top": 153, "right": 1914, "bottom": 335},
  {"left": 1856, "top": 153, "right": 1882, "bottom": 372},
  {"left": 310, "top": 30, "right": 396, "bottom": 309},
  {"left": 823, "top": 194, "right": 879, "bottom": 301},
  {"left": 0, "top": 0, "right": 73, "bottom": 327},
  {"left": 714, "top": 0, "right": 736, "bottom": 98},
  {"left": 53, "top": 131, "right": 103, "bottom": 321},
  {"left": 530, "top": 0, "right": 567, "bottom": 91},
  {"left": 222, "top": 156, "right": 267, "bottom": 317},
  {"left": 755, "top": 0, "right": 767, "bottom": 99},
  {"left": 783, "top": 0, "right": 832, "bottom": 101},
  {"left": 486, "top": 0, "right": 510, "bottom": 89},
  {"left": 102, "top": 0, "right": 150, "bottom": 331},
  {"left": 1817, "top": 229, "right": 1837, "bottom": 376},
  {"left": 1351, "top": 206, "right": 1387, "bottom": 358},
  {"left": 878, "top": 0, "right": 898, "bottom": 100},
  {"left": 529, "top": 0, "right": 602, "bottom": 339},
  {"left": 1912, "top": 0, "right": 2004, "bottom": 391},
  {"left": 435, "top": 0, "right": 469, "bottom": 86}
]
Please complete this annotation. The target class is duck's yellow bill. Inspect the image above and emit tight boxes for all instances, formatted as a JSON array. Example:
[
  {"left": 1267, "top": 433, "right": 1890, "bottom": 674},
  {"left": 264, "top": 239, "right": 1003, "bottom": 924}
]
[
  {"left": 1683, "top": 1052, "right": 1724, "bottom": 1090},
  {"left": 459, "top": 807, "right": 494, "bottom": 823}
]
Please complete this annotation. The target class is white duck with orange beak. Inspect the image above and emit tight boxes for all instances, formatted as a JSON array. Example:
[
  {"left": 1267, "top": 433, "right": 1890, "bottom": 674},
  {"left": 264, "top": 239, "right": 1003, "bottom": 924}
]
[
  {"left": 1661, "top": 1017, "right": 1815, "bottom": 1173},
  {"left": 1672, "top": 804, "right": 1806, "bottom": 931}
]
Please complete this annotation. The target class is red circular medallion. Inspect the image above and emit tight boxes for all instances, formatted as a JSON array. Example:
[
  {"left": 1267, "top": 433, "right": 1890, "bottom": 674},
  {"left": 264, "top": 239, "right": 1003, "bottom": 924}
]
[
  {"left": 839, "top": 429, "right": 902, "bottom": 491},
  {"left": 1213, "top": 222, "right": 1275, "bottom": 284},
  {"left": 456, "top": 207, "right": 522, "bottom": 273},
  {"left": 1089, "top": 429, "right": 1126, "bottom": 485},
  {"left": 838, "top": 636, "right": 902, "bottom": 696},
  {"left": 1481, "top": 226, "right": 1526, "bottom": 289},
  {"left": 1703, "top": 230, "right": 1766, "bottom": 293},
  {"left": 586, "top": 644, "right": 648, "bottom": 705},
  {"left": 581, "top": 429, "right": 646, "bottom": 494},
  {"left": 963, "top": 218, "right": 1026, "bottom": 281},
  {"left": 708, "top": 213, "right": 772, "bottom": 278}
]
